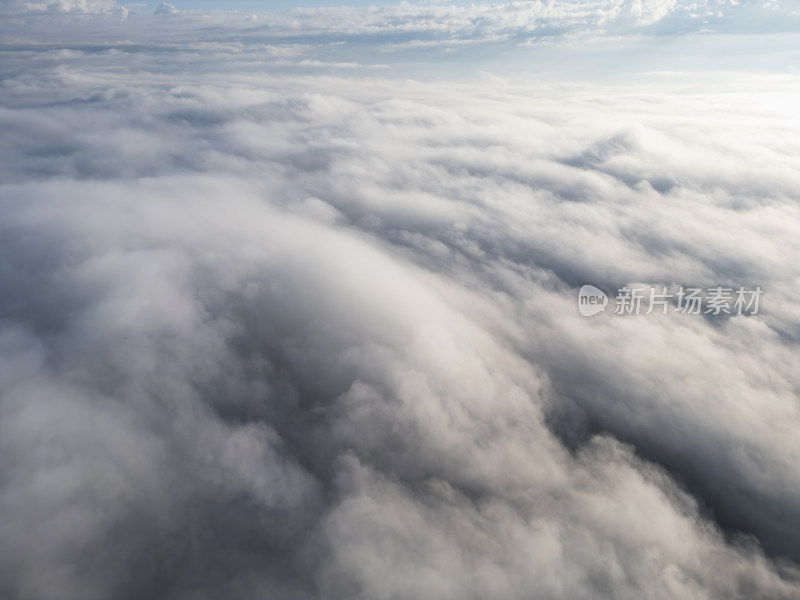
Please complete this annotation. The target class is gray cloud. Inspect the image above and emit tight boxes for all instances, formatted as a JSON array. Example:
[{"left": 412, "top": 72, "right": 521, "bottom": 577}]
[{"left": 1, "top": 6, "right": 800, "bottom": 600}]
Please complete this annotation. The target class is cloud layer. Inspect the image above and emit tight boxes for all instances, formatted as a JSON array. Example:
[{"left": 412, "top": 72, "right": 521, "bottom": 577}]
[
  {"left": 2, "top": 0, "right": 797, "bottom": 40},
  {"left": 0, "top": 0, "right": 120, "bottom": 13},
  {"left": 1, "top": 4, "right": 800, "bottom": 600}
]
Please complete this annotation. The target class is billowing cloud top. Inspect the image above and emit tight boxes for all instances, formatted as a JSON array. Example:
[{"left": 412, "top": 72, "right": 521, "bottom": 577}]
[
  {"left": 153, "top": 2, "right": 179, "bottom": 15},
  {"left": 1, "top": 1, "right": 800, "bottom": 599}
]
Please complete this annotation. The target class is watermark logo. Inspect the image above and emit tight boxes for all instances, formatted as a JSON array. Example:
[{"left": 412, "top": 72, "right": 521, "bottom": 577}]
[
  {"left": 578, "top": 284, "right": 609, "bottom": 317},
  {"left": 578, "top": 285, "right": 763, "bottom": 317}
]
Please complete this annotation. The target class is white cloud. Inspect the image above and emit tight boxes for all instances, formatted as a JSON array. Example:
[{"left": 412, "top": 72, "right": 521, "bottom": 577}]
[
  {"left": 2, "top": 0, "right": 797, "bottom": 40},
  {"left": 153, "top": 2, "right": 179, "bottom": 16},
  {"left": 1, "top": 4, "right": 800, "bottom": 599},
  {"left": 0, "top": 0, "right": 120, "bottom": 12}
]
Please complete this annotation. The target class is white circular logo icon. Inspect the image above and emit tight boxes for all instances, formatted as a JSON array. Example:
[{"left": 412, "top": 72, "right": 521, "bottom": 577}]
[{"left": 578, "top": 284, "right": 609, "bottom": 317}]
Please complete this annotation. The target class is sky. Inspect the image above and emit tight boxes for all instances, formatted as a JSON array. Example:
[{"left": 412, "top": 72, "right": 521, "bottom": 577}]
[{"left": 1, "top": 1, "right": 800, "bottom": 599}]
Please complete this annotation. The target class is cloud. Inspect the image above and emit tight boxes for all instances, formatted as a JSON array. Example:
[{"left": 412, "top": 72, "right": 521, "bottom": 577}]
[
  {"left": 0, "top": 0, "right": 120, "bottom": 13},
  {"left": 1, "top": 4, "right": 800, "bottom": 600},
  {"left": 153, "top": 2, "right": 179, "bottom": 16},
  {"left": 2, "top": 0, "right": 797, "bottom": 42}
]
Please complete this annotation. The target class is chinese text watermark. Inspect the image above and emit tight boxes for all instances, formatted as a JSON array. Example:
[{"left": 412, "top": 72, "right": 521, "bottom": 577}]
[{"left": 578, "top": 285, "right": 763, "bottom": 318}]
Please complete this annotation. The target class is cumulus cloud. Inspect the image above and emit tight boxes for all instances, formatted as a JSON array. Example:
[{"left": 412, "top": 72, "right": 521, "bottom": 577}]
[
  {"left": 153, "top": 2, "right": 179, "bottom": 16},
  {"left": 1, "top": 3, "right": 800, "bottom": 600}
]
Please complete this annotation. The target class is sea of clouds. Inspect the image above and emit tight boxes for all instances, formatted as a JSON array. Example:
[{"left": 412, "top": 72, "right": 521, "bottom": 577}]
[{"left": 1, "top": 1, "right": 800, "bottom": 599}]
